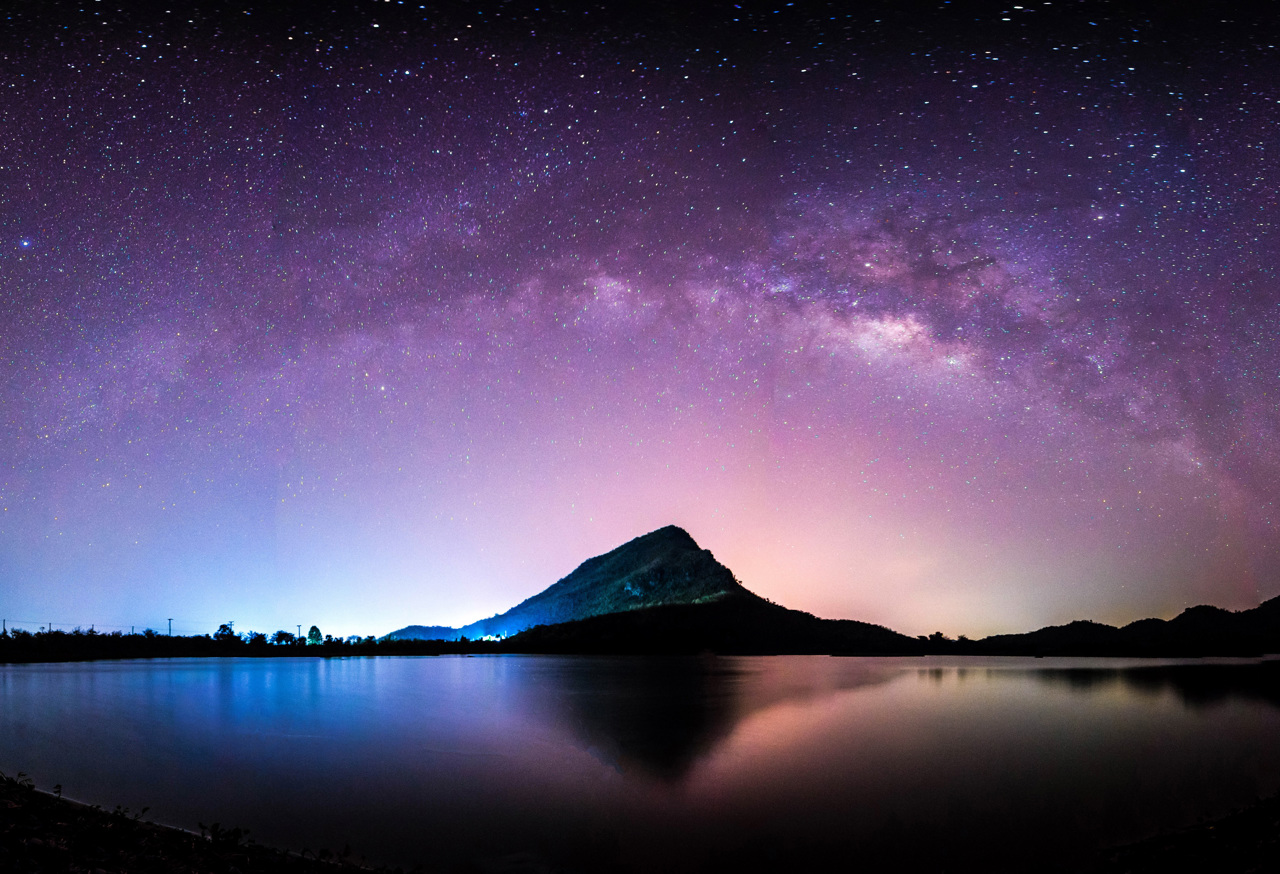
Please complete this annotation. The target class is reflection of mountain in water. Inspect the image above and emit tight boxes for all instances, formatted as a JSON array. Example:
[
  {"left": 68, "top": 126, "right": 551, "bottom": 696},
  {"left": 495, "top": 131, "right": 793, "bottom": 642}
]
[
  {"left": 1032, "top": 660, "right": 1280, "bottom": 709},
  {"left": 522, "top": 656, "right": 905, "bottom": 781},
  {"left": 536, "top": 657, "right": 742, "bottom": 781}
]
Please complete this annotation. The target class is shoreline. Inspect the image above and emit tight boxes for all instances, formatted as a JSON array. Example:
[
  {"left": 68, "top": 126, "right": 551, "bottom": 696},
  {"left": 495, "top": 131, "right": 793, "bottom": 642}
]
[{"left": 4, "top": 644, "right": 1279, "bottom": 664}]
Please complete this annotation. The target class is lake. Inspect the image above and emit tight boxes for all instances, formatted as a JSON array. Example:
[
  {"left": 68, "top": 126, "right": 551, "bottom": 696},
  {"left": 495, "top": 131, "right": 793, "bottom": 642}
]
[{"left": 2, "top": 655, "right": 1279, "bottom": 872}]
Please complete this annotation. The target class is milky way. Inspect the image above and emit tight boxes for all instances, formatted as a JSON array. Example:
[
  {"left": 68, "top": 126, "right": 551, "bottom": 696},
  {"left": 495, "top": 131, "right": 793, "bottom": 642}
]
[{"left": 2, "top": 1, "right": 1278, "bottom": 638}]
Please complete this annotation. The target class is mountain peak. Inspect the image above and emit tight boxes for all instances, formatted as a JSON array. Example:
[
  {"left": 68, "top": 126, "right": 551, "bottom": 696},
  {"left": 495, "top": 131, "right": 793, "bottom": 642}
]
[
  {"left": 386, "top": 525, "right": 746, "bottom": 641},
  {"left": 641, "top": 524, "right": 697, "bottom": 544},
  {"left": 571, "top": 524, "right": 705, "bottom": 574},
  {"left": 460, "top": 524, "right": 745, "bottom": 639}
]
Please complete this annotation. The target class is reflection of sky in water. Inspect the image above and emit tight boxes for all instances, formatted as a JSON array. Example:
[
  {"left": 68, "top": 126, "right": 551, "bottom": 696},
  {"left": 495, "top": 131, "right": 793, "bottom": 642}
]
[{"left": 1, "top": 656, "right": 1278, "bottom": 872}]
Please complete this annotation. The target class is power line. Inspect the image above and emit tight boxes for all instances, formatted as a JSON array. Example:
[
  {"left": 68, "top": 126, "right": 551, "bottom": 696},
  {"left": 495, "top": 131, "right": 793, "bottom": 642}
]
[
  {"left": 1, "top": 619, "right": 161, "bottom": 633},
  {"left": 2, "top": 617, "right": 343, "bottom": 638}
]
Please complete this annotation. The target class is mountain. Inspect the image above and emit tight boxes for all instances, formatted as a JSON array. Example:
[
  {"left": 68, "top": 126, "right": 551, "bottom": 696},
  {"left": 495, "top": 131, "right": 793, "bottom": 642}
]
[
  {"left": 385, "top": 525, "right": 916, "bottom": 653},
  {"left": 385, "top": 525, "right": 755, "bottom": 641}
]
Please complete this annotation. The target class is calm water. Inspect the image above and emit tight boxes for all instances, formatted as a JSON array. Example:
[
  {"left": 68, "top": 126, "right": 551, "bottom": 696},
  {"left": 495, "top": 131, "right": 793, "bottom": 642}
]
[{"left": 2, "top": 655, "right": 1279, "bottom": 872}]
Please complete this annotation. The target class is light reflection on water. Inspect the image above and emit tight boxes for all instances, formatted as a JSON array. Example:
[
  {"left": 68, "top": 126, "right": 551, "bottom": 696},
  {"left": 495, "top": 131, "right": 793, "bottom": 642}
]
[{"left": 2, "top": 655, "right": 1278, "bottom": 872}]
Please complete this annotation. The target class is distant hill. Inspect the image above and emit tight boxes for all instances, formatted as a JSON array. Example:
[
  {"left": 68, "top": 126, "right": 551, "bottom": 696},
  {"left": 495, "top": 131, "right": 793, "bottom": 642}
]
[
  {"left": 385, "top": 525, "right": 759, "bottom": 641},
  {"left": 382, "top": 624, "right": 458, "bottom": 642},
  {"left": 970, "top": 595, "right": 1280, "bottom": 657}
]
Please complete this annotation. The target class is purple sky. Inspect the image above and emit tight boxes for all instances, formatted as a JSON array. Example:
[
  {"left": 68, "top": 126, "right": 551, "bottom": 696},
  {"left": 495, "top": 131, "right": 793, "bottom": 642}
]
[{"left": 2, "top": 1, "right": 1278, "bottom": 639}]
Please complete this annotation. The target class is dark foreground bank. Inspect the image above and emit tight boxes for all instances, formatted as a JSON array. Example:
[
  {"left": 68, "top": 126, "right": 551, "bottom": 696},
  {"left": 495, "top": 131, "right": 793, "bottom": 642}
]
[
  {"left": 1089, "top": 794, "right": 1280, "bottom": 874},
  {"left": 0, "top": 772, "right": 402, "bottom": 873},
  {"left": 3, "top": 771, "right": 1277, "bottom": 874}
]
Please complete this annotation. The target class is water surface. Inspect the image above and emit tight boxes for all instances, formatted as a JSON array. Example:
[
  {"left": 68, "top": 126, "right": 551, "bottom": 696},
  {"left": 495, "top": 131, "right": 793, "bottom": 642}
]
[{"left": 2, "top": 655, "right": 1278, "bottom": 871}]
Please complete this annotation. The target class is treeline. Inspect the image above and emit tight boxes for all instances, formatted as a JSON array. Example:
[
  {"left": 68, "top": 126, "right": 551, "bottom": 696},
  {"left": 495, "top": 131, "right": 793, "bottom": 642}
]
[
  {"left": 5, "top": 592, "right": 1278, "bottom": 663},
  {"left": 0, "top": 625, "right": 502, "bottom": 664}
]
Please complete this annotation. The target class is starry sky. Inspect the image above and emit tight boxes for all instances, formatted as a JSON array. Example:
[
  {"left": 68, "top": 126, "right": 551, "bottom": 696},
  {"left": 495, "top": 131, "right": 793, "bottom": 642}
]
[{"left": 2, "top": 0, "right": 1278, "bottom": 639}]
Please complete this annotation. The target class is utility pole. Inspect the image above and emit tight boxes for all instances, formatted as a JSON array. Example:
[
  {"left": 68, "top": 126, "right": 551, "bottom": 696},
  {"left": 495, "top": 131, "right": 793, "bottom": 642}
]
[{"left": 168, "top": 618, "right": 173, "bottom": 636}]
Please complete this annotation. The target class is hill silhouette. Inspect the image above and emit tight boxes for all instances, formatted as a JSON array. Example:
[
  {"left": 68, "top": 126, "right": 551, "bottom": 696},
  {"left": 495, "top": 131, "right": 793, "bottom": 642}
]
[{"left": 968, "top": 595, "right": 1280, "bottom": 657}]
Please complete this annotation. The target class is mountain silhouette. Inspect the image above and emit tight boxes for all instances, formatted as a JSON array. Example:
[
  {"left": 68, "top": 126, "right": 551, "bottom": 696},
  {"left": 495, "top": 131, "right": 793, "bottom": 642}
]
[
  {"left": 503, "top": 595, "right": 917, "bottom": 654},
  {"left": 384, "top": 525, "right": 915, "bottom": 652},
  {"left": 384, "top": 525, "right": 1280, "bottom": 657}
]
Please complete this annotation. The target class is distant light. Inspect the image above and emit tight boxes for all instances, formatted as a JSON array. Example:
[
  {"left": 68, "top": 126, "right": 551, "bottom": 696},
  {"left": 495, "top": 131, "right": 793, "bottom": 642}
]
[{"left": 19, "top": 239, "right": 31, "bottom": 248}]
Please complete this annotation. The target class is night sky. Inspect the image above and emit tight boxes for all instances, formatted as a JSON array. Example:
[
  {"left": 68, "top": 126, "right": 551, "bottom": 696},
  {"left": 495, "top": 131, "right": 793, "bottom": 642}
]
[{"left": 3, "top": 1, "right": 1278, "bottom": 639}]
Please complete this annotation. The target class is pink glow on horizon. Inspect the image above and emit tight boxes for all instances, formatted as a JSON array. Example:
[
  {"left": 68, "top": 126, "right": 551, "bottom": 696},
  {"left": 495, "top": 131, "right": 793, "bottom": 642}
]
[{"left": 3, "top": 7, "right": 1278, "bottom": 640}]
